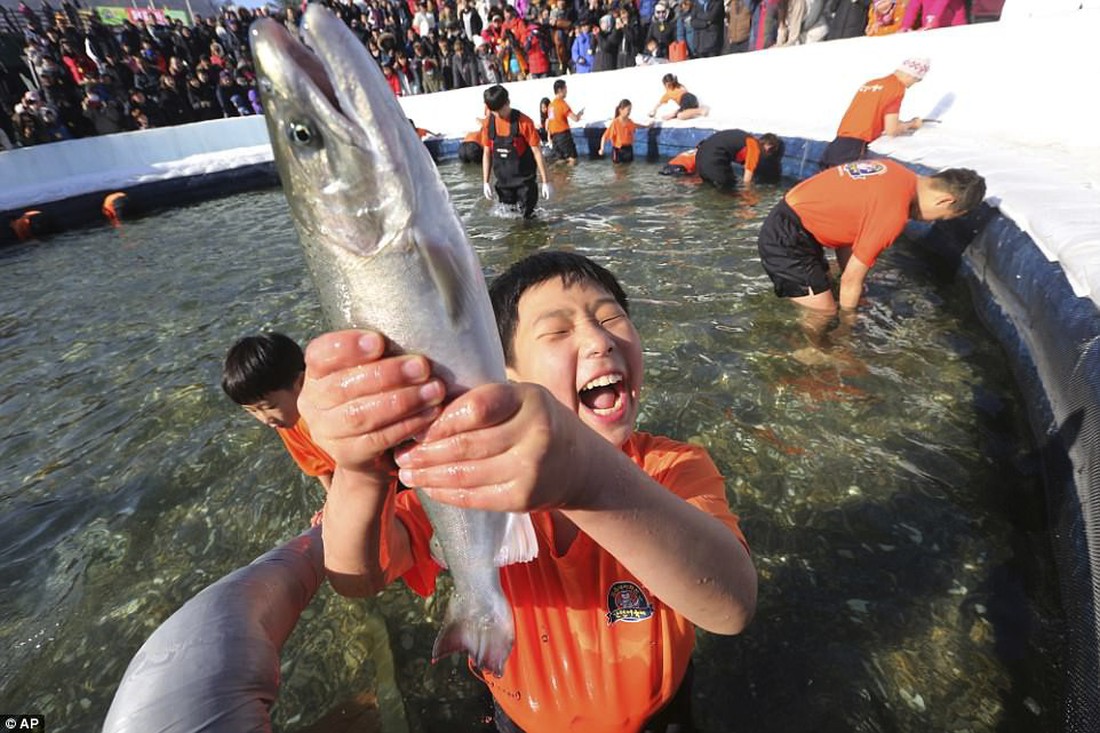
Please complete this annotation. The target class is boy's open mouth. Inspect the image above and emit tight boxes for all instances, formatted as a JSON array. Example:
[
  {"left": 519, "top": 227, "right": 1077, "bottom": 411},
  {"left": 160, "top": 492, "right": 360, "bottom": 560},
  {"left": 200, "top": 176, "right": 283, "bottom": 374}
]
[{"left": 578, "top": 373, "right": 626, "bottom": 417}]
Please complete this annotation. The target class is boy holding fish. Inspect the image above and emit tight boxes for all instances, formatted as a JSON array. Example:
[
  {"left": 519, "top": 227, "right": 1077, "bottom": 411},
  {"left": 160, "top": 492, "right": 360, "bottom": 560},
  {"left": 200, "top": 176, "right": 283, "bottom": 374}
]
[{"left": 298, "top": 252, "right": 757, "bottom": 733}]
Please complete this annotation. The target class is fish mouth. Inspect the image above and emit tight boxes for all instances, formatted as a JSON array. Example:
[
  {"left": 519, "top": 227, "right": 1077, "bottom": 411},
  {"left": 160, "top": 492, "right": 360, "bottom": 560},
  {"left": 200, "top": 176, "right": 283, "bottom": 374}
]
[
  {"left": 578, "top": 371, "right": 629, "bottom": 421},
  {"left": 251, "top": 11, "right": 365, "bottom": 149}
]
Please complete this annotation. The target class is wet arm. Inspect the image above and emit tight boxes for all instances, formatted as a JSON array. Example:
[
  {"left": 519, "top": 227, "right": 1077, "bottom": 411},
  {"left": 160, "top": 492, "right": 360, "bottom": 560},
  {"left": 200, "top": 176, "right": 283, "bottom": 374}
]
[
  {"left": 561, "top": 441, "right": 756, "bottom": 635},
  {"left": 322, "top": 464, "right": 413, "bottom": 597},
  {"left": 838, "top": 253, "right": 870, "bottom": 310}
]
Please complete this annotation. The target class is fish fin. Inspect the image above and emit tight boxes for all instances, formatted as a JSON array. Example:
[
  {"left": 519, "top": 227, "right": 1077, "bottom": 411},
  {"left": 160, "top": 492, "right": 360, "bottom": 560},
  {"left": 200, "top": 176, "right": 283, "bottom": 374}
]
[
  {"left": 414, "top": 235, "right": 470, "bottom": 328},
  {"left": 429, "top": 533, "right": 448, "bottom": 569},
  {"left": 432, "top": 590, "right": 514, "bottom": 677},
  {"left": 493, "top": 512, "right": 539, "bottom": 566}
]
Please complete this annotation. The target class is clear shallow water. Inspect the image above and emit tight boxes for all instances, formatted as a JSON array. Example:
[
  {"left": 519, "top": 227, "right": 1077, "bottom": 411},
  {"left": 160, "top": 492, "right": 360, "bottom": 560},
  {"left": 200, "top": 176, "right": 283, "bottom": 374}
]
[{"left": 0, "top": 161, "right": 1062, "bottom": 732}]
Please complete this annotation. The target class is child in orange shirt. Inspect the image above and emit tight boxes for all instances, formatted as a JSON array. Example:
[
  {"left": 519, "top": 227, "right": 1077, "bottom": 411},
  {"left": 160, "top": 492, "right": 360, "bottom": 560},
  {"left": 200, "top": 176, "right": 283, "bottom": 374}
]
[
  {"left": 222, "top": 332, "right": 335, "bottom": 526},
  {"left": 299, "top": 252, "right": 757, "bottom": 733},
  {"left": 597, "top": 99, "right": 650, "bottom": 163}
]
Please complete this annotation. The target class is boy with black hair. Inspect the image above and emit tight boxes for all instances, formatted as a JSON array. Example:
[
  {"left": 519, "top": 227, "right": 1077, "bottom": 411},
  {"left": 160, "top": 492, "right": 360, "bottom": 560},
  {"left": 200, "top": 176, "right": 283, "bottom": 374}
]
[
  {"left": 546, "top": 78, "right": 584, "bottom": 164},
  {"left": 298, "top": 252, "right": 757, "bottom": 732},
  {"left": 222, "top": 332, "right": 334, "bottom": 525},
  {"left": 480, "top": 84, "right": 552, "bottom": 219}
]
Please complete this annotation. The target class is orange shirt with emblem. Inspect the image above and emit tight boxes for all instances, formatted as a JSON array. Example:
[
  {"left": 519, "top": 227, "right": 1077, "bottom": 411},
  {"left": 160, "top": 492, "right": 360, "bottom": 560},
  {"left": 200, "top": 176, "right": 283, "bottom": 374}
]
[
  {"left": 835, "top": 73, "right": 906, "bottom": 142},
  {"left": 606, "top": 116, "right": 641, "bottom": 148},
  {"left": 479, "top": 110, "right": 542, "bottom": 149},
  {"left": 390, "top": 432, "right": 747, "bottom": 733},
  {"left": 546, "top": 97, "right": 575, "bottom": 136},
  {"left": 785, "top": 159, "right": 918, "bottom": 268},
  {"left": 276, "top": 418, "right": 336, "bottom": 477}
]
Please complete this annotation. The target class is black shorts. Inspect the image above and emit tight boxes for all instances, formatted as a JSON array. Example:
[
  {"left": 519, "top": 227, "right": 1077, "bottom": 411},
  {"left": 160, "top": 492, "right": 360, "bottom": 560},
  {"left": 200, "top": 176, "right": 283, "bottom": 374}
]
[
  {"left": 679, "top": 92, "right": 699, "bottom": 111},
  {"left": 493, "top": 661, "right": 696, "bottom": 732},
  {"left": 757, "top": 199, "right": 832, "bottom": 298},
  {"left": 495, "top": 178, "right": 539, "bottom": 219},
  {"left": 820, "top": 136, "right": 868, "bottom": 169},
  {"left": 612, "top": 144, "right": 634, "bottom": 164},
  {"left": 550, "top": 130, "right": 578, "bottom": 161}
]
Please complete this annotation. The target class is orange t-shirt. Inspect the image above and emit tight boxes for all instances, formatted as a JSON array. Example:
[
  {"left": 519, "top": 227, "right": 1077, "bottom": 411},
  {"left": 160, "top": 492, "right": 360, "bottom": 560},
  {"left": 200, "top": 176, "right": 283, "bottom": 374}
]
[
  {"left": 606, "top": 116, "right": 641, "bottom": 148},
  {"left": 479, "top": 110, "right": 542, "bottom": 149},
  {"left": 392, "top": 431, "right": 748, "bottom": 733},
  {"left": 735, "top": 135, "right": 761, "bottom": 173},
  {"left": 658, "top": 86, "right": 688, "bottom": 106},
  {"left": 785, "top": 159, "right": 918, "bottom": 267},
  {"left": 667, "top": 148, "right": 697, "bottom": 174},
  {"left": 835, "top": 73, "right": 906, "bottom": 142},
  {"left": 276, "top": 418, "right": 336, "bottom": 477},
  {"left": 546, "top": 97, "right": 574, "bottom": 135}
]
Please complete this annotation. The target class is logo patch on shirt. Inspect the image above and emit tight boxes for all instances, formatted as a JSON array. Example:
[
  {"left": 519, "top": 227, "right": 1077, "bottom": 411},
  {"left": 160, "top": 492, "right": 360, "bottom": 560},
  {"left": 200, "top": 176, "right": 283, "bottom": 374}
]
[
  {"left": 606, "top": 581, "right": 655, "bottom": 625},
  {"left": 841, "top": 160, "right": 888, "bottom": 180}
]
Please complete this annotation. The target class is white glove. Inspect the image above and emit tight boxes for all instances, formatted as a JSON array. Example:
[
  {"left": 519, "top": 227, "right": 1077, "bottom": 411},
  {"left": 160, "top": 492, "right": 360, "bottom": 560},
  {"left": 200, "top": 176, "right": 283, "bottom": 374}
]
[
  {"left": 482, "top": 182, "right": 494, "bottom": 200},
  {"left": 540, "top": 182, "right": 552, "bottom": 200}
]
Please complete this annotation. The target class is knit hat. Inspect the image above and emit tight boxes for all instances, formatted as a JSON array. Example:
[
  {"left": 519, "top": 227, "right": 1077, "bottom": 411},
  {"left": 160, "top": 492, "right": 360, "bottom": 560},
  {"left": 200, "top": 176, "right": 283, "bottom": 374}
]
[{"left": 897, "top": 57, "right": 930, "bottom": 80}]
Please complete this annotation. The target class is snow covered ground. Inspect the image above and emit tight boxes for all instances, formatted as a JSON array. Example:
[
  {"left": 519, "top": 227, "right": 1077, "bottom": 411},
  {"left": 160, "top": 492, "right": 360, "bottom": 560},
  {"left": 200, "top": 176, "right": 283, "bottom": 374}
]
[{"left": 2, "top": 6, "right": 1098, "bottom": 304}]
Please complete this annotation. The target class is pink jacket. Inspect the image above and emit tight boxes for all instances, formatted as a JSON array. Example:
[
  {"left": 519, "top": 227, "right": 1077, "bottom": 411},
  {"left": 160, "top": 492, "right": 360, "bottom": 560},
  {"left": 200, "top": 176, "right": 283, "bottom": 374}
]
[{"left": 901, "top": 0, "right": 967, "bottom": 29}]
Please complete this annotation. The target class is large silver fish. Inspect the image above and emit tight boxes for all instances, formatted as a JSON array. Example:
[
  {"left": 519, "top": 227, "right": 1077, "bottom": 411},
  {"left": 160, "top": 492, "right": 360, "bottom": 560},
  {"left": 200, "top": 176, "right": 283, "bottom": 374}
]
[{"left": 250, "top": 5, "right": 536, "bottom": 675}]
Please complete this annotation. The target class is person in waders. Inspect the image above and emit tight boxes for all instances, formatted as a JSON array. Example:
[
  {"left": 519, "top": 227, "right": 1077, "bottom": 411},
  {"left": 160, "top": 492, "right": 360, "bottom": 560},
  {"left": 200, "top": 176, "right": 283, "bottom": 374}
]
[{"left": 481, "top": 84, "right": 552, "bottom": 219}]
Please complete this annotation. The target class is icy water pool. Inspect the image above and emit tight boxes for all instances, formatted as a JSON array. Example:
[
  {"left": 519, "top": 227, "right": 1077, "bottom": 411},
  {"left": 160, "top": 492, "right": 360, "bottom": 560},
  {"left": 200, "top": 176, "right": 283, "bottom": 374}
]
[{"left": 0, "top": 160, "right": 1062, "bottom": 732}]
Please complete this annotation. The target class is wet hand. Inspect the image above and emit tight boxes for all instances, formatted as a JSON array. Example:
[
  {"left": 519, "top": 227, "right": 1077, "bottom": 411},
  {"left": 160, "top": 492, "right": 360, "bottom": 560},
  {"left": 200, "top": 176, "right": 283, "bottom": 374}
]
[
  {"left": 298, "top": 330, "right": 446, "bottom": 473},
  {"left": 482, "top": 182, "right": 494, "bottom": 200},
  {"left": 393, "top": 382, "right": 586, "bottom": 513}
]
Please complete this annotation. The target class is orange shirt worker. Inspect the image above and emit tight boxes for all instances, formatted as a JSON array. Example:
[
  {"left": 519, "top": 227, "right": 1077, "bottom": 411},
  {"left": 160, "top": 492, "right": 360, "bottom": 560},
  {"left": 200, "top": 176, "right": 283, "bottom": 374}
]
[
  {"left": 480, "top": 85, "right": 551, "bottom": 219},
  {"left": 546, "top": 78, "right": 584, "bottom": 164},
  {"left": 820, "top": 57, "right": 929, "bottom": 169},
  {"left": 298, "top": 251, "right": 757, "bottom": 732},
  {"left": 756, "top": 159, "right": 986, "bottom": 315}
]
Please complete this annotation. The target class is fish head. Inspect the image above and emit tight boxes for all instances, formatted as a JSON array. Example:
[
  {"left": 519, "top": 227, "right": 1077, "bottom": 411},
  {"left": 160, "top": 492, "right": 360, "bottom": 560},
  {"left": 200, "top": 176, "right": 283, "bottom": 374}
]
[{"left": 249, "top": 6, "right": 451, "bottom": 258}]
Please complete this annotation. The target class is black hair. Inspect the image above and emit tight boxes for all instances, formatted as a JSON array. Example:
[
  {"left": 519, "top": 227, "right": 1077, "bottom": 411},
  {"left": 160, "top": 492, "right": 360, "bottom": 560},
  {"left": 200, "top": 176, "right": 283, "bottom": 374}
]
[
  {"left": 484, "top": 84, "right": 509, "bottom": 111},
  {"left": 553, "top": 78, "right": 566, "bottom": 94},
  {"left": 221, "top": 332, "right": 305, "bottom": 405},
  {"left": 615, "top": 98, "right": 631, "bottom": 116},
  {"left": 932, "top": 168, "right": 986, "bottom": 213},
  {"left": 759, "top": 132, "right": 781, "bottom": 154},
  {"left": 489, "top": 252, "right": 629, "bottom": 365},
  {"left": 661, "top": 73, "right": 679, "bottom": 87}
]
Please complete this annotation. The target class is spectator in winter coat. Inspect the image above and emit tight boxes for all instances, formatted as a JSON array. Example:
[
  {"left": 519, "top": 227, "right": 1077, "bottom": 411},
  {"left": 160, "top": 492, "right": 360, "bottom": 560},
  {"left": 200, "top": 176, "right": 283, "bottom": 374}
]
[
  {"left": 899, "top": 0, "right": 966, "bottom": 30},
  {"left": 594, "top": 14, "right": 622, "bottom": 72},
  {"left": 825, "top": 0, "right": 870, "bottom": 39},
  {"left": 748, "top": 0, "right": 780, "bottom": 50},
  {"left": 866, "top": 0, "right": 907, "bottom": 35},
  {"left": 452, "top": 38, "right": 484, "bottom": 87},
  {"left": 82, "top": 92, "right": 130, "bottom": 135},
  {"left": 646, "top": 2, "right": 676, "bottom": 57},
  {"left": 688, "top": 0, "right": 724, "bottom": 57},
  {"left": 571, "top": 20, "right": 597, "bottom": 73}
]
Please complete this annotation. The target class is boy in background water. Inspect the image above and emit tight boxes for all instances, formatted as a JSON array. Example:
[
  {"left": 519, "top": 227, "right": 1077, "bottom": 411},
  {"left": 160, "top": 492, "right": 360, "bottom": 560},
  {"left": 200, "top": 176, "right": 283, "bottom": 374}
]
[{"left": 222, "top": 332, "right": 334, "bottom": 525}]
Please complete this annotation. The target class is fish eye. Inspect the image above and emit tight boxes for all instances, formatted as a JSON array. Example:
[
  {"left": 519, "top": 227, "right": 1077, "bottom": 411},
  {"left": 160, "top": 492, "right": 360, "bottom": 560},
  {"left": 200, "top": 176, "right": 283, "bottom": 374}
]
[{"left": 288, "top": 121, "right": 317, "bottom": 146}]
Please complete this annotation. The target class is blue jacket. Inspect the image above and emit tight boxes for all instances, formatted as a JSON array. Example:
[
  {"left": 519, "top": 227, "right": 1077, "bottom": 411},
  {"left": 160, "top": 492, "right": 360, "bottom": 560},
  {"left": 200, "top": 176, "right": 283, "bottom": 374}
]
[{"left": 571, "top": 31, "right": 596, "bottom": 73}]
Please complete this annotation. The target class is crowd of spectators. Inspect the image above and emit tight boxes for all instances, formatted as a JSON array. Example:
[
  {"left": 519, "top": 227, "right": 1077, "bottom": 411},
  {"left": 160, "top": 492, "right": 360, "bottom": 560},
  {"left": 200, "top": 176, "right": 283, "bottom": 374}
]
[{"left": 1, "top": 0, "right": 995, "bottom": 150}]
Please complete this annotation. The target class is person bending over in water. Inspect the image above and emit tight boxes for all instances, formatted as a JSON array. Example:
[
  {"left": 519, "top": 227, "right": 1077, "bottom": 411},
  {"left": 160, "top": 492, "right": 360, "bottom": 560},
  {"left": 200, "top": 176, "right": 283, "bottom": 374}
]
[
  {"left": 222, "top": 332, "right": 334, "bottom": 526},
  {"left": 299, "top": 251, "right": 757, "bottom": 733},
  {"left": 756, "top": 159, "right": 985, "bottom": 337}
]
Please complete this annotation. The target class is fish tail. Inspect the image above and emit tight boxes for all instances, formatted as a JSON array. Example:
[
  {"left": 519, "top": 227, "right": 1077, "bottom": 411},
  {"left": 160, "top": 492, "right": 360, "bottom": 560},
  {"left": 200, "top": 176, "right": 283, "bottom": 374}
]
[{"left": 432, "top": 590, "right": 515, "bottom": 677}]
